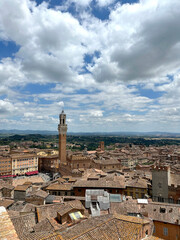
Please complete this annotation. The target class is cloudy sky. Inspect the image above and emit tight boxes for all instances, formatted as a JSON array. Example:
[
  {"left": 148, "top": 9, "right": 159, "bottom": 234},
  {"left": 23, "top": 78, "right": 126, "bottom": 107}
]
[{"left": 0, "top": 0, "right": 180, "bottom": 133}]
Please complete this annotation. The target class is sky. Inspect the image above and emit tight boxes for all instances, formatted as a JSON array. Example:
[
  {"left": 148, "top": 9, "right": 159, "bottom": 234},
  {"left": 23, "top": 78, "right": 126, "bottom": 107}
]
[{"left": 0, "top": 0, "right": 180, "bottom": 133}]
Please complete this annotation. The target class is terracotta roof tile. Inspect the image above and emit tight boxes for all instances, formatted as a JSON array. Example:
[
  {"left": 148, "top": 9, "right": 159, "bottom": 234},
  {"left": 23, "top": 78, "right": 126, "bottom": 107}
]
[
  {"left": 74, "top": 175, "right": 125, "bottom": 189},
  {"left": 21, "top": 230, "right": 62, "bottom": 240},
  {"left": 59, "top": 214, "right": 148, "bottom": 240},
  {"left": 144, "top": 237, "right": 164, "bottom": 240},
  {"left": 33, "top": 218, "right": 56, "bottom": 232},
  {"left": 0, "top": 206, "right": 19, "bottom": 240},
  {"left": 46, "top": 183, "right": 73, "bottom": 191},
  {"left": 36, "top": 203, "right": 66, "bottom": 223},
  {"left": 126, "top": 178, "right": 148, "bottom": 188},
  {"left": 14, "top": 185, "right": 31, "bottom": 191},
  {"left": 0, "top": 199, "right": 14, "bottom": 208},
  {"left": 11, "top": 212, "right": 36, "bottom": 239},
  {"left": 8, "top": 201, "right": 27, "bottom": 212},
  {"left": 36, "top": 200, "right": 84, "bottom": 223},
  {"left": 0, "top": 180, "right": 14, "bottom": 190},
  {"left": 27, "top": 189, "right": 49, "bottom": 199}
]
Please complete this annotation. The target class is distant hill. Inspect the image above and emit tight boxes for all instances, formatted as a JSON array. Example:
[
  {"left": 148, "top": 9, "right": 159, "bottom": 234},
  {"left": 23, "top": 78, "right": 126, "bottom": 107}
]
[
  {"left": 0, "top": 129, "right": 57, "bottom": 135},
  {"left": 0, "top": 129, "right": 180, "bottom": 137}
]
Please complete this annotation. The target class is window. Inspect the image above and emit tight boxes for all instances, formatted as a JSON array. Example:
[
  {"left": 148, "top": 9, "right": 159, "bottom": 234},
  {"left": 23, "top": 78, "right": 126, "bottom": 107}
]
[
  {"left": 141, "top": 193, "right": 145, "bottom": 198},
  {"left": 168, "top": 198, "right": 174, "bottom": 204},
  {"left": 169, "top": 208, "right": 173, "bottom": 213},
  {"left": 158, "top": 196, "right": 164, "bottom": 202},
  {"left": 160, "top": 208, "right": 166, "bottom": 213},
  {"left": 163, "top": 227, "right": 168, "bottom": 236},
  {"left": 78, "top": 189, "right": 81, "bottom": 192}
]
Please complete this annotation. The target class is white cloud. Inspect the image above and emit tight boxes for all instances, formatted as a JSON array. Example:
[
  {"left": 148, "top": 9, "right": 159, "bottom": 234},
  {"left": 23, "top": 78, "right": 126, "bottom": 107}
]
[
  {"left": 96, "top": 0, "right": 115, "bottom": 7},
  {"left": 0, "top": 58, "right": 27, "bottom": 87},
  {"left": 0, "top": 0, "right": 180, "bottom": 132},
  {"left": 90, "top": 0, "right": 180, "bottom": 83},
  {"left": 1, "top": 0, "right": 180, "bottom": 86},
  {"left": 24, "top": 112, "right": 35, "bottom": 118},
  {"left": 0, "top": 100, "right": 16, "bottom": 114},
  {"left": 90, "top": 110, "right": 103, "bottom": 117},
  {"left": 0, "top": 0, "right": 90, "bottom": 85},
  {"left": 57, "top": 101, "right": 64, "bottom": 108}
]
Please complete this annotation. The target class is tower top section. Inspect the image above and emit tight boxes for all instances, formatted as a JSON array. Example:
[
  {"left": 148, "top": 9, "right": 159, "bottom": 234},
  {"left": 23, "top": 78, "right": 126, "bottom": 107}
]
[
  {"left": 58, "top": 110, "right": 67, "bottom": 134},
  {"left": 59, "top": 110, "right": 67, "bottom": 125}
]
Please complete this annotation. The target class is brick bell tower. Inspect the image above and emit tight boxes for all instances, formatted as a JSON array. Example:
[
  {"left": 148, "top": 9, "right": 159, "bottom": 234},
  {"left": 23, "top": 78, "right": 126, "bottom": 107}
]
[{"left": 58, "top": 110, "right": 67, "bottom": 166}]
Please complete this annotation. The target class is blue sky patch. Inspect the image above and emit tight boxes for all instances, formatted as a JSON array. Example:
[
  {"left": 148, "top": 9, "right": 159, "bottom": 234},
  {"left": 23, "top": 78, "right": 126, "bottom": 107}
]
[{"left": 0, "top": 41, "right": 20, "bottom": 60}]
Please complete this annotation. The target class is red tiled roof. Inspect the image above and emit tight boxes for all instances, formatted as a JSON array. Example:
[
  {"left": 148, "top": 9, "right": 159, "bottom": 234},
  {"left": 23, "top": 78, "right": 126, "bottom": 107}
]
[
  {"left": 0, "top": 175, "right": 16, "bottom": 178},
  {"left": 25, "top": 171, "right": 38, "bottom": 176}
]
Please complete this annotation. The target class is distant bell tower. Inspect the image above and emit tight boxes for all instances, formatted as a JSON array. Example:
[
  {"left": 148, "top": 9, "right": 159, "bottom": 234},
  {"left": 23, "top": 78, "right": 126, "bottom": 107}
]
[{"left": 58, "top": 110, "right": 67, "bottom": 165}]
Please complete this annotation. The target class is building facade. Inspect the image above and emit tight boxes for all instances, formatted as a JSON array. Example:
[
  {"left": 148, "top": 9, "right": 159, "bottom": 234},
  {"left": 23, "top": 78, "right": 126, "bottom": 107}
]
[
  {"left": 152, "top": 165, "right": 170, "bottom": 202},
  {"left": 152, "top": 165, "right": 180, "bottom": 204},
  {"left": 11, "top": 153, "right": 38, "bottom": 175},
  {"left": 0, "top": 145, "right": 10, "bottom": 155},
  {"left": 153, "top": 221, "right": 180, "bottom": 240},
  {"left": 91, "top": 159, "right": 121, "bottom": 172},
  {"left": 0, "top": 156, "right": 12, "bottom": 176},
  {"left": 38, "top": 155, "right": 59, "bottom": 172},
  {"left": 67, "top": 153, "right": 92, "bottom": 170}
]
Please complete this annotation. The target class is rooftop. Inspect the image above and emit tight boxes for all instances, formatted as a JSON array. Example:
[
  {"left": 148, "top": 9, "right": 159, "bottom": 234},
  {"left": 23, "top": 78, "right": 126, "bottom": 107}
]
[
  {"left": 11, "top": 212, "right": 36, "bottom": 239},
  {"left": 0, "top": 198, "right": 14, "bottom": 208},
  {"left": 74, "top": 174, "right": 125, "bottom": 189},
  {"left": 27, "top": 189, "right": 49, "bottom": 199},
  {"left": 14, "top": 184, "right": 31, "bottom": 191},
  {"left": 110, "top": 199, "right": 180, "bottom": 225},
  {"left": 36, "top": 200, "right": 84, "bottom": 223},
  {"left": 46, "top": 183, "right": 73, "bottom": 191},
  {"left": 0, "top": 206, "right": 19, "bottom": 240},
  {"left": 59, "top": 214, "right": 150, "bottom": 240}
]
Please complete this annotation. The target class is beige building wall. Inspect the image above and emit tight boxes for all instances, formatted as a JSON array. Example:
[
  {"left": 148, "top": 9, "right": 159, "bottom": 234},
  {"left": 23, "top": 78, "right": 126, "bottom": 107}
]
[
  {"left": 0, "top": 157, "right": 12, "bottom": 176},
  {"left": 11, "top": 153, "right": 38, "bottom": 175}
]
